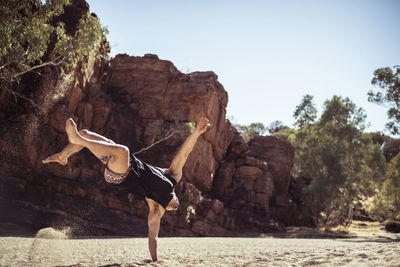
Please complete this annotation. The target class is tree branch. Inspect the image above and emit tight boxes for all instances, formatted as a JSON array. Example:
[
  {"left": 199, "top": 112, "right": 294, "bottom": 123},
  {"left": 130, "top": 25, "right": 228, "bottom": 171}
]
[
  {"left": 0, "top": 5, "right": 23, "bottom": 24},
  {"left": 12, "top": 56, "right": 64, "bottom": 78},
  {"left": 0, "top": 61, "right": 13, "bottom": 71},
  {"left": 4, "top": 87, "right": 44, "bottom": 112},
  {"left": 132, "top": 131, "right": 179, "bottom": 156}
]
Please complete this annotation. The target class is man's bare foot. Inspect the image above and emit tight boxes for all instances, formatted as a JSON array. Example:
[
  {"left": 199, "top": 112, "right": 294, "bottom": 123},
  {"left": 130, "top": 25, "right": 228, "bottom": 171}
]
[
  {"left": 65, "top": 118, "right": 81, "bottom": 145},
  {"left": 42, "top": 153, "right": 68, "bottom": 165}
]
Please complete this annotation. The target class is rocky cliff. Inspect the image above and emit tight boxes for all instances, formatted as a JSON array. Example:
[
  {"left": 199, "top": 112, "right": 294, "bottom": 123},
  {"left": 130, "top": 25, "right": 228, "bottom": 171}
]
[{"left": 0, "top": 1, "right": 294, "bottom": 237}]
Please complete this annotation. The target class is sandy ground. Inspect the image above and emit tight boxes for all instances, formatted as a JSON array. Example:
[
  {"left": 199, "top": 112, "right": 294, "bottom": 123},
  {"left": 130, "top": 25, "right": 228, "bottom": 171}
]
[{"left": 0, "top": 224, "right": 399, "bottom": 267}]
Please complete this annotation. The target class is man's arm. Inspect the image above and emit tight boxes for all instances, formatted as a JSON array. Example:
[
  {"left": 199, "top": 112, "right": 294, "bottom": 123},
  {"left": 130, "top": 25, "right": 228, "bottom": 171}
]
[
  {"left": 168, "top": 117, "right": 210, "bottom": 180},
  {"left": 147, "top": 199, "right": 165, "bottom": 262}
]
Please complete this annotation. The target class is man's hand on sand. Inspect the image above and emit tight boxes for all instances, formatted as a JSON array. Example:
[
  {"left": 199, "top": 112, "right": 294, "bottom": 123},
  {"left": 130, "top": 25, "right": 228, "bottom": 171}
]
[{"left": 195, "top": 117, "right": 210, "bottom": 134}]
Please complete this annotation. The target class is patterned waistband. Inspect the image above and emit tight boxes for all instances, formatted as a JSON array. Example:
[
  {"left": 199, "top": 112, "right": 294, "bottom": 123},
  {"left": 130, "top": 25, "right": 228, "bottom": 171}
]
[
  {"left": 104, "top": 167, "right": 130, "bottom": 184},
  {"left": 100, "top": 155, "right": 130, "bottom": 184}
]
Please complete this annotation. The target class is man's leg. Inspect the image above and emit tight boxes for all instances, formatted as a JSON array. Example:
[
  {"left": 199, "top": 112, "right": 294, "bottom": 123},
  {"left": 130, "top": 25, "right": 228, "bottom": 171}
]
[
  {"left": 43, "top": 129, "right": 116, "bottom": 165},
  {"left": 65, "top": 118, "right": 130, "bottom": 174},
  {"left": 167, "top": 117, "right": 210, "bottom": 182},
  {"left": 42, "top": 143, "right": 82, "bottom": 166}
]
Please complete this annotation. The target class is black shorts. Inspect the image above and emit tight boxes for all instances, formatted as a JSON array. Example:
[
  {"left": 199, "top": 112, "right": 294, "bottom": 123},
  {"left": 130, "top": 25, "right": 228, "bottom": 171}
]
[{"left": 130, "top": 155, "right": 177, "bottom": 209}]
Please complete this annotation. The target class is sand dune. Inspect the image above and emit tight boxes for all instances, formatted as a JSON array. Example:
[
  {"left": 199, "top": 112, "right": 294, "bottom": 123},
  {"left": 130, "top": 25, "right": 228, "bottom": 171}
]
[{"left": 0, "top": 228, "right": 399, "bottom": 267}]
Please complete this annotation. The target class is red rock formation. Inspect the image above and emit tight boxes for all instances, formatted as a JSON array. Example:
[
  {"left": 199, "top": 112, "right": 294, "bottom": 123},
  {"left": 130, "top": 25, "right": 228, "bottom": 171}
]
[
  {"left": 248, "top": 136, "right": 295, "bottom": 224},
  {"left": 0, "top": 0, "right": 295, "bottom": 236},
  {"left": 104, "top": 53, "right": 233, "bottom": 193}
]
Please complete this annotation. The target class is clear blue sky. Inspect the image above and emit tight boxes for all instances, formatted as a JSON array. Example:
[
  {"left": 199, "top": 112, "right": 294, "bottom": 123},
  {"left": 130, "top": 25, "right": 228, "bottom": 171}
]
[{"left": 87, "top": 0, "right": 400, "bottom": 133}]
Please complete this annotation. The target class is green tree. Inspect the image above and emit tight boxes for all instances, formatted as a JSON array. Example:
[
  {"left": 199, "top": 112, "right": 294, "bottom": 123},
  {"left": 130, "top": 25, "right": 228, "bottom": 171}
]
[
  {"left": 364, "top": 132, "right": 389, "bottom": 146},
  {"left": 271, "top": 126, "right": 295, "bottom": 141},
  {"left": 267, "top": 120, "right": 284, "bottom": 134},
  {"left": 372, "top": 153, "right": 400, "bottom": 220},
  {"left": 382, "top": 138, "right": 400, "bottom": 163},
  {"left": 0, "top": 0, "right": 106, "bottom": 107},
  {"left": 234, "top": 122, "right": 267, "bottom": 142},
  {"left": 364, "top": 132, "right": 400, "bottom": 162},
  {"left": 368, "top": 66, "right": 400, "bottom": 135},
  {"left": 266, "top": 120, "right": 294, "bottom": 140},
  {"left": 293, "top": 94, "right": 317, "bottom": 129},
  {"left": 292, "top": 95, "right": 386, "bottom": 226}
]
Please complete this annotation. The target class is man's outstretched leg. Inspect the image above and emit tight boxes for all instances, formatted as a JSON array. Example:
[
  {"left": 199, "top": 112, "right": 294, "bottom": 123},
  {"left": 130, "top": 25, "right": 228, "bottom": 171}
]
[
  {"left": 43, "top": 128, "right": 117, "bottom": 166},
  {"left": 65, "top": 118, "right": 130, "bottom": 174},
  {"left": 167, "top": 117, "right": 210, "bottom": 181},
  {"left": 42, "top": 143, "right": 83, "bottom": 166}
]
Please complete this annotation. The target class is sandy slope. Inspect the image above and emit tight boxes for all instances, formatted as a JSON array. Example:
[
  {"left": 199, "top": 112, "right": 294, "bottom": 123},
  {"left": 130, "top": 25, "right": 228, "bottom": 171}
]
[{"left": 0, "top": 233, "right": 399, "bottom": 267}]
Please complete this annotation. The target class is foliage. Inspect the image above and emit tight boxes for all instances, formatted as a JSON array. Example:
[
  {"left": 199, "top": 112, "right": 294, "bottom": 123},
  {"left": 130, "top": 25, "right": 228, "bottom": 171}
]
[
  {"left": 0, "top": 0, "right": 67, "bottom": 83},
  {"left": 292, "top": 95, "right": 386, "bottom": 226},
  {"left": 372, "top": 153, "right": 400, "bottom": 220},
  {"left": 271, "top": 126, "right": 295, "bottom": 140},
  {"left": 175, "top": 190, "right": 196, "bottom": 226},
  {"left": 0, "top": 0, "right": 107, "bottom": 106},
  {"left": 264, "top": 120, "right": 294, "bottom": 140},
  {"left": 186, "top": 122, "right": 196, "bottom": 133},
  {"left": 233, "top": 122, "right": 267, "bottom": 142},
  {"left": 364, "top": 131, "right": 390, "bottom": 146},
  {"left": 368, "top": 66, "right": 400, "bottom": 135},
  {"left": 364, "top": 132, "right": 400, "bottom": 162},
  {"left": 382, "top": 138, "right": 400, "bottom": 163},
  {"left": 267, "top": 120, "right": 285, "bottom": 134},
  {"left": 293, "top": 94, "right": 317, "bottom": 129}
]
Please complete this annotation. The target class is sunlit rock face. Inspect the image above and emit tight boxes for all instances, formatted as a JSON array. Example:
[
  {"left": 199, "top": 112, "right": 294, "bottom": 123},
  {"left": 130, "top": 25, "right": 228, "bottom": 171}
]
[
  {"left": 104, "top": 53, "right": 233, "bottom": 194},
  {"left": 0, "top": 0, "right": 294, "bottom": 236}
]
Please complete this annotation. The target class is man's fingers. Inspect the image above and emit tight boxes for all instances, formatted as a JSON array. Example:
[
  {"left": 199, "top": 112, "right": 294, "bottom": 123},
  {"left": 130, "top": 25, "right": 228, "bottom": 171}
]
[{"left": 196, "top": 117, "right": 210, "bottom": 133}]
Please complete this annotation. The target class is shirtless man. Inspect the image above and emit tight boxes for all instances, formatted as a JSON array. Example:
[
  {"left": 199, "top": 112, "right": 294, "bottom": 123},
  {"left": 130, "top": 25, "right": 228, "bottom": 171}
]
[{"left": 43, "top": 117, "right": 210, "bottom": 261}]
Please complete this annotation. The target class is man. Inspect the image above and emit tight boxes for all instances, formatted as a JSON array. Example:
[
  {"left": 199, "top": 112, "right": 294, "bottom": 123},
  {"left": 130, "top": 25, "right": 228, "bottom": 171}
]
[{"left": 43, "top": 117, "right": 210, "bottom": 261}]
